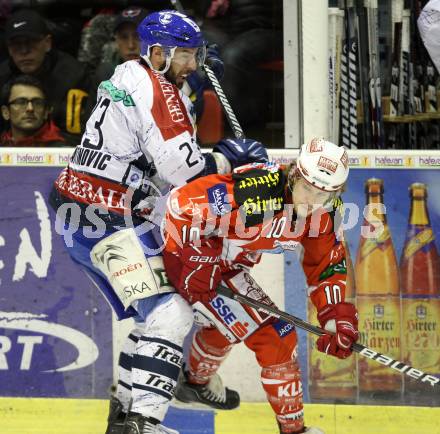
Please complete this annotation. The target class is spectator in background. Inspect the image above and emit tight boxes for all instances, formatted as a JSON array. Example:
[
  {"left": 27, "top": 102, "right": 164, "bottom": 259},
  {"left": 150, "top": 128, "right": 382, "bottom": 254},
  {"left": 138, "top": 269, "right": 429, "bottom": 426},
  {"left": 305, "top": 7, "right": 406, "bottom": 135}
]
[
  {"left": 87, "top": 6, "right": 149, "bottom": 108},
  {"left": 0, "top": 75, "right": 66, "bottom": 147},
  {"left": 0, "top": 9, "right": 90, "bottom": 145},
  {"left": 195, "top": 0, "right": 283, "bottom": 130},
  {"left": 103, "top": 6, "right": 149, "bottom": 70}
]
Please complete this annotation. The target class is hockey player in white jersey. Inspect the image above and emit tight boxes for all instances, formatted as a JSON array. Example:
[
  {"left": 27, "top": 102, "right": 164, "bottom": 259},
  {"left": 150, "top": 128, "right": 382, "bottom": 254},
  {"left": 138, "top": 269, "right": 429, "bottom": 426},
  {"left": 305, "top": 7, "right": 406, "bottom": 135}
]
[{"left": 50, "top": 10, "right": 268, "bottom": 434}]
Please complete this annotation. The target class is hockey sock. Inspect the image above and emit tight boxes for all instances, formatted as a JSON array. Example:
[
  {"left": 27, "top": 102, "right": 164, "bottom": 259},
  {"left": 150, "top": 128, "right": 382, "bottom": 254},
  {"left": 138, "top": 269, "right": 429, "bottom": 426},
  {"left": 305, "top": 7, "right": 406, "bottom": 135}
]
[
  {"left": 130, "top": 294, "right": 193, "bottom": 420},
  {"left": 261, "top": 359, "right": 304, "bottom": 433},
  {"left": 116, "top": 329, "right": 142, "bottom": 412},
  {"left": 187, "top": 328, "right": 233, "bottom": 385},
  {"left": 131, "top": 335, "right": 183, "bottom": 419}
]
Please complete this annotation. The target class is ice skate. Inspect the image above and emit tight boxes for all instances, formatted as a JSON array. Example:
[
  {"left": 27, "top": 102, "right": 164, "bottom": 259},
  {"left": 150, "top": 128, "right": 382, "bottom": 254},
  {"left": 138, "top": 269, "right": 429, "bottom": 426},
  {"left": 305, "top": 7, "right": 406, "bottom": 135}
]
[
  {"left": 122, "top": 413, "right": 179, "bottom": 434},
  {"left": 174, "top": 368, "right": 240, "bottom": 410},
  {"left": 105, "top": 396, "right": 126, "bottom": 434},
  {"left": 278, "top": 421, "right": 325, "bottom": 434},
  {"left": 280, "top": 427, "right": 325, "bottom": 434}
]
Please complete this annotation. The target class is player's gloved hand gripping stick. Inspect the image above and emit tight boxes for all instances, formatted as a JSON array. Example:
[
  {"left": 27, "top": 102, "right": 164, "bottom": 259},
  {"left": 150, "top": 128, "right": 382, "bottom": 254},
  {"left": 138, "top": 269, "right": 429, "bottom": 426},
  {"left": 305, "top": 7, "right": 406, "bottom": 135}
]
[{"left": 216, "top": 285, "right": 440, "bottom": 389}]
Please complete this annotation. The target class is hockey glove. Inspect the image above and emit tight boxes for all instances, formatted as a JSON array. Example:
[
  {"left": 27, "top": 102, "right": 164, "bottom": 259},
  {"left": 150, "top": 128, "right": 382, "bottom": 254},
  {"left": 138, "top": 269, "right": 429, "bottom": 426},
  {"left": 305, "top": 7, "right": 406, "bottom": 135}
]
[
  {"left": 316, "top": 302, "right": 359, "bottom": 359},
  {"left": 213, "top": 138, "right": 269, "bottom": 169},
  {"left": 163, "top": 239, "right": 223, "bottom": 305}
]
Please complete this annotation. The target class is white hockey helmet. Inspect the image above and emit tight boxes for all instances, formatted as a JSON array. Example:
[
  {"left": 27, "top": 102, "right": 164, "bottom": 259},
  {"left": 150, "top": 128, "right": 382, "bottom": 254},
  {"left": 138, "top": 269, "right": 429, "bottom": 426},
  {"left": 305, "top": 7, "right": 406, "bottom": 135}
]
[{"left": 296, "top": 137, "right": 349, "bottom": 192}]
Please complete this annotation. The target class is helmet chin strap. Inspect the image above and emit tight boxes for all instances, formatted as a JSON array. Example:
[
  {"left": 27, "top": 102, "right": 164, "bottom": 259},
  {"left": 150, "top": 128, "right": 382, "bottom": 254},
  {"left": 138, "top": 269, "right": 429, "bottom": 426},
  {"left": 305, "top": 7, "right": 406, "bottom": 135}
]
[
  {"left": 323, "top": 191, "right": 339, "bottom": 209},
  {"left": 289, "top": 170, "right": 340, "bottom": 209},
  {"left": 142, "top": 46, "right": 177, "bottom": 74}
]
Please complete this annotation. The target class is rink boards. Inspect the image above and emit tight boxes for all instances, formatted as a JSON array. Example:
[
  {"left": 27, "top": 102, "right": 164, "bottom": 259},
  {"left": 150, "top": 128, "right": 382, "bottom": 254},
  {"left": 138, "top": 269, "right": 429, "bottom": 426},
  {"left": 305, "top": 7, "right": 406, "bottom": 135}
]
[{"left": 0, "top": 148, "right": 439, "bottom": 434}]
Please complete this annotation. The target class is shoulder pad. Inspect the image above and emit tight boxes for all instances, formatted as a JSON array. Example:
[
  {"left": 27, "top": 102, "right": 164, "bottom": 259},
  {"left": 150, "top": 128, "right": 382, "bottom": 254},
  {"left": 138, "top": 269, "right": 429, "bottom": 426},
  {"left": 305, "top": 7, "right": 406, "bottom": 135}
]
[{"left": 232, "top": 167, "right": 286, "bottom": 227}]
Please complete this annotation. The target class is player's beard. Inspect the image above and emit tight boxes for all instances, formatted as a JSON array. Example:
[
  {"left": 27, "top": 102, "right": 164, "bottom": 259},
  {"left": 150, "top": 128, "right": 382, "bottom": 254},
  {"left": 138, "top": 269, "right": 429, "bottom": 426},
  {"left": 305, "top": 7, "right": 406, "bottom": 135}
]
[
  {"left": 165, "top": 68, "right": 185, "bottom": 89},
  {"left": 153, "top": 60, "right": 179, "bottom": 88}
]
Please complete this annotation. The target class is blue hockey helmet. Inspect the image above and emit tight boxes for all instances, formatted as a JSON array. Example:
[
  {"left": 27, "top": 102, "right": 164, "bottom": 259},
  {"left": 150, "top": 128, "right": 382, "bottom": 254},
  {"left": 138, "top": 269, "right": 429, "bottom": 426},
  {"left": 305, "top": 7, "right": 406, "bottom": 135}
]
[{"left": 138, "top": 10, "right": 206, "bottom": 73}]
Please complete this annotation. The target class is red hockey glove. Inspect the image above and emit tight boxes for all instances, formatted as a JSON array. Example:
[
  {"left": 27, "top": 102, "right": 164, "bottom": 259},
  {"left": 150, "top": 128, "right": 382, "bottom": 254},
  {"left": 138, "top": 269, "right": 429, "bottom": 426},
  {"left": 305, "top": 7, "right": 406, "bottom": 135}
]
[
  {"left": 316, "top": 302, "right": 359, "bottom": 359},
  {"left": 163, "top": 239, "right": 222, "bottom": 304}
]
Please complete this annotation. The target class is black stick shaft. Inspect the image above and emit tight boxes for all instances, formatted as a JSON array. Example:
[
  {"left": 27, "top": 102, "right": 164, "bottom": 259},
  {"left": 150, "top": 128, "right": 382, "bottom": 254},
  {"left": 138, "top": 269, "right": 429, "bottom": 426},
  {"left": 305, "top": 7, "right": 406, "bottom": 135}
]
[
  {"left": 216, "top": 285, "right": 440, "bottom": 389},
  {"left": 202, "top": 65, "right": 245, "bottom": 139}
]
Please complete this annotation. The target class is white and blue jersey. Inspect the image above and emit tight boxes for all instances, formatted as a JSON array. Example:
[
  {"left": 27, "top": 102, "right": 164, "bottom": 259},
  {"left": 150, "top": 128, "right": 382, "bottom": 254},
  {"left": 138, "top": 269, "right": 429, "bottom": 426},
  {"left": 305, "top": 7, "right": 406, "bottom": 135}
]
[{"left": 50, "top": 59, "right": 214, "bottom": 320}]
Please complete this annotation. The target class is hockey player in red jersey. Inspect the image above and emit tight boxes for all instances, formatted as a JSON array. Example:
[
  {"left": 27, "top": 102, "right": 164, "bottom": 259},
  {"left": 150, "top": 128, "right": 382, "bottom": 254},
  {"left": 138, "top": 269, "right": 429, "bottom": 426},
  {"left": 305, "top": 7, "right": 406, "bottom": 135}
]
[{"left": 162, "top": 138, "right": 359, "bottom": 434}]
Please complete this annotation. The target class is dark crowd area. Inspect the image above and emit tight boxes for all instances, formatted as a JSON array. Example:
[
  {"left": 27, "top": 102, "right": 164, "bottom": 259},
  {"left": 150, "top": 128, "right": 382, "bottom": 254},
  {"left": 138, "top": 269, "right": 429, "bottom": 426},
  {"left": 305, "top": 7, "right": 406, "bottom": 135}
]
[{"left": 0, "top": 0, "right": 284, "bottom": 148}]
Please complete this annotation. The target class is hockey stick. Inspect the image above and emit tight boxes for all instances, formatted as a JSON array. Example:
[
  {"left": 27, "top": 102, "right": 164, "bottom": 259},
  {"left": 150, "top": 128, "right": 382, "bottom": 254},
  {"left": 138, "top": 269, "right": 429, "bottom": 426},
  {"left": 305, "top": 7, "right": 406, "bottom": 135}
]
[
  {"left": 170, "top": 0, "right": 245, "bottom": 139},
  {"left": 328, "top": 7, "right": 344, "bottom": 145},
  {"left": 390, "top": 0, "right": 403, "bottom": 118},
  {"left": 339, "top": 0, "right": 358, "bottom": 148},
  {"left": 410, "top": 0, "right": 424, "bottom": 115},
  {"left": 202, "top": 64, "right": 245, "bottom": 139},
  {"left": 357, "top": 0, "right": 374, "bottom": 148},
  {"left": 366, "top": 0, "right": 384, "bottom": 148},
  {"left": 216, "top": 284, "right": 440, "bottom": 389}
]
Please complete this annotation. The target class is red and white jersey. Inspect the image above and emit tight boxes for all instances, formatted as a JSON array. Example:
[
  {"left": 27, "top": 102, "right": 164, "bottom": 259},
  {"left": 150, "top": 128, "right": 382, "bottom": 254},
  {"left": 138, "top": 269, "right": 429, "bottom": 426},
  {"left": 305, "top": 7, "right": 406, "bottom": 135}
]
[
  {"left": 164, "top": 163, "right": 348, "bottom": 311},
  {"left": 54, "top": 60, "right": 205, "bottom": 214}
]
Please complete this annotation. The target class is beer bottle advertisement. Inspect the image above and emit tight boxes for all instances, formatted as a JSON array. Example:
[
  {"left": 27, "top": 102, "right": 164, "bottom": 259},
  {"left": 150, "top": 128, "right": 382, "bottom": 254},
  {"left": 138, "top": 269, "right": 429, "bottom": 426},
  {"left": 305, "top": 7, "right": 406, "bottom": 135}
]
[
  {"left": 400, "top": 183, "right": 440, "bottom": 403},
  {"left": 283, "top": 168, "right": 440, "bottom": 406},
  {"left": 308, "top": 238, "right": 357, "bottom": 402},
  {"left": 355, "top": 178, "right": 402, "bottom": 398}
]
